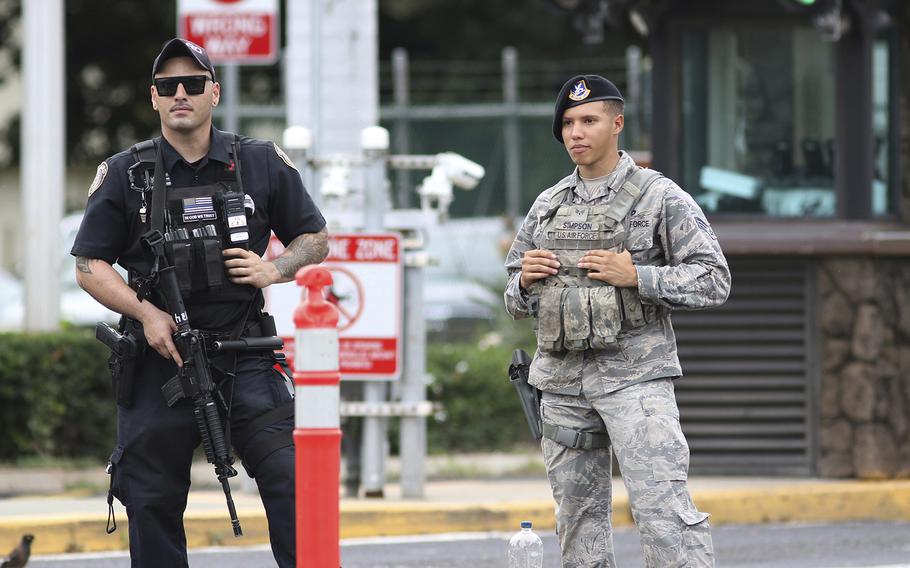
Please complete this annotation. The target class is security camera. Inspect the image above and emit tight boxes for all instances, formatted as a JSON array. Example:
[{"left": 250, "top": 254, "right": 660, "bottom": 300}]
[
  {"left": 320, "top": 165, "right": 350, "bottom": 198},
  {"left": 435, "top": 152, "right": 485, "bottom": 191}
]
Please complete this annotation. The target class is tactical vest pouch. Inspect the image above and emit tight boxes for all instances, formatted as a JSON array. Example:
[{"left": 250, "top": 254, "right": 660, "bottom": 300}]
[
  {"left": 589, "top": 286, "right": 621, "bottom": 348},
  {"left": 202, "top": 238, "right": 224, "bottom": 288},
  {"left": 620, "top": 287, "right": 647, "bottom": 329},
  {"left": 167, "top": 241, "right": 194, "bottom": 294},
  {"left": 536, "top": 287, "right": 565, "bottom": 352},
  {"left": 562, "top": 287, "right": 591, "bottom": 351}
]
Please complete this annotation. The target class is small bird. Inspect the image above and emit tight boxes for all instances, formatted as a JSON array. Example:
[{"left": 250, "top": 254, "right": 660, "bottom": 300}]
[{"left": 1, "top": 534, "right": 33, "bottom": 568}]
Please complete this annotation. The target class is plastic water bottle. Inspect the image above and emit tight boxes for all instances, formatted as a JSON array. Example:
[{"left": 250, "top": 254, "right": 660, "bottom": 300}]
[{"left": 508, "top": 520, "right": 543, "bottom": 568}]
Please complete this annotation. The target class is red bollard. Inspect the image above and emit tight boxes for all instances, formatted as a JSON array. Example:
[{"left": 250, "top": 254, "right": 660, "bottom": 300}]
[{"left": 293, "top": 266, "right": 341, "bottom": 568}]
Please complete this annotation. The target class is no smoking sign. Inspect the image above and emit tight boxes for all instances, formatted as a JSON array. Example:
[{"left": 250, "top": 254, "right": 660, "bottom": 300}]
[{"left": 265, "top": 233, "right": 403, "bottom": 380}]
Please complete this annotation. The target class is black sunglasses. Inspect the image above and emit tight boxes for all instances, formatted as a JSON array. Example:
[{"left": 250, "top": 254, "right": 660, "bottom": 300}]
[{"left": 153, "top": 75, "right": 211, "bottom": 97}]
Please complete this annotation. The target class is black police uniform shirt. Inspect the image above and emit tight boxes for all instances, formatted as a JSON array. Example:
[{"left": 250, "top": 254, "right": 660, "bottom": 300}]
[{"left": 71, "top": 127, "right": 326, "bottom": 331}]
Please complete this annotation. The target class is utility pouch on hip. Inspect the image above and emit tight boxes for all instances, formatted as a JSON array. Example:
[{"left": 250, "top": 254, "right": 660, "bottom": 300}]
[
  {"left": 620, "top": 287, "right": 647, "bottom": 329},
  {"left": 589, "top": 286, "right": 621, "bottom": 348},
  {"left": 536, "top": 287, "right": 565, "bottom": 353},
  {"left": 562, "top": 287, "right": 591, "bottom": 351}
]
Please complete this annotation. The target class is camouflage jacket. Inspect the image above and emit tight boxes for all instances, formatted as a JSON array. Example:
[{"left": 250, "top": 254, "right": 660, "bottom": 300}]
[{"left": 503, "top": 151, "right": 731, "bottom": 395}]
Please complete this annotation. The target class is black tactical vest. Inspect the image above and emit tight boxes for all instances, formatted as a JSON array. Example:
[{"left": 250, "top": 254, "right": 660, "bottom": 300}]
[{"left": 129, "top": 137, "right": 256, "bottom": 305}]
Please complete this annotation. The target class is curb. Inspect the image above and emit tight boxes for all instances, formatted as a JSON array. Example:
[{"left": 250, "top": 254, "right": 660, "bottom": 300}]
[{"left": 4, "top": 481, "right": 910, "bottom": 555}]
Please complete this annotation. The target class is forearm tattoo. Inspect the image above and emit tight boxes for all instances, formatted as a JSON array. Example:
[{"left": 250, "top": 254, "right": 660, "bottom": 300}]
[
  {"left": 75, "top": 256, "right": 94, "bottom": 274},
  {"left": 273, "top": 227, "right": 329, "bottom": 279}
]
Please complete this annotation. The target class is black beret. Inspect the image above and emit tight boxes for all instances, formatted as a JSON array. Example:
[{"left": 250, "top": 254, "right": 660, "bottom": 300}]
[
  {"left": 552, "top": 75, "right": 624, "bottom": 142},
  {"left": 152, "top": 38, "right": 217, "bottom": 82}
]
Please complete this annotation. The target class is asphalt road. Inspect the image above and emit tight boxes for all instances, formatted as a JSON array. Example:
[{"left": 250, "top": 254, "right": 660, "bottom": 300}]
[{"left": 24, "top": 521, "right": 910, "bottom": 567}]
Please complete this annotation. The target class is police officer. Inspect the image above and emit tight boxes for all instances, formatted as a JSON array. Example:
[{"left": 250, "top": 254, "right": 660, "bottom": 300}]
[
  {"left": 504, "top": 75, "right": 730, "bottom": 567},
  {"left": 71, "top": 39, "right": 328, "bottom": 567}
]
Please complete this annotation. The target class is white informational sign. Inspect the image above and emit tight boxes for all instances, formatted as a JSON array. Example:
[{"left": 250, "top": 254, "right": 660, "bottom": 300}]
[
  {"left": 265, "top": 233, "right": 403, "bottom": 381},
  {"left": 177, "top": 0, "right": 279, "bottom": 64}
]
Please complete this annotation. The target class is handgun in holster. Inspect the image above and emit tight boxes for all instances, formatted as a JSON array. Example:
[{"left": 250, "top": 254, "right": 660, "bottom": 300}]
[
  {"left": 509, "top": 348, "right": 542, "bottom": 441},
  {"left": 95, "top": 320, "right": 145, "bottom": 408}
]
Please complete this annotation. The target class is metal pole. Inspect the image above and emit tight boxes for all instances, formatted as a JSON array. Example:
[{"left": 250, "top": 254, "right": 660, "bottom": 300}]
[
  {"left": 392, "top": 48, "right": 411, "bottom": 208},
  {"left": 309, "top": 0, "right": 323, "bottom": 158},
  {"left": 625, "top": 45, "right": 642, "bottom": 150},
  {"left": 502, "top": 47, "right": 521, "bottom": 220},
  {"left": 360, "top": 127, "right": 390, "bottom": 498},
  {"left": 222, "top": 63, "right": 240, "bottom": 134},
  {"left": 399, "top": 249, "right": 427, "bottom": 498},
  {"left": 22, "top": 0, "right": 64, "bottom": 331}
]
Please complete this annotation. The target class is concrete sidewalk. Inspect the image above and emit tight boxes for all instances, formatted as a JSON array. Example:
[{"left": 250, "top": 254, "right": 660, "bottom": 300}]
[{"left": 3, "top": 463, "right": 910, "bottom": 556}]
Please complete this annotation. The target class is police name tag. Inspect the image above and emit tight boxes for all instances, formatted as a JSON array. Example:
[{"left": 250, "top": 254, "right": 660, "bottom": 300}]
[{"left": 555, "top": 230, "right": 599, "bottom": 240}]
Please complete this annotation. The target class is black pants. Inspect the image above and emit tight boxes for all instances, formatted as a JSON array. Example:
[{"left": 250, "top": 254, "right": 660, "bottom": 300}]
[{"left": 108, "top": 350, "right": 295, "bottom": 568}]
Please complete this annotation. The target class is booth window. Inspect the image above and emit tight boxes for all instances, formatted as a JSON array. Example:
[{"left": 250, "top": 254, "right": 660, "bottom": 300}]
[
  {"left": 872, "top": 33, "right": 895, "bottom": 217},
  {"left": 681, "top": 27, "right": 837, "bottom": 217}
]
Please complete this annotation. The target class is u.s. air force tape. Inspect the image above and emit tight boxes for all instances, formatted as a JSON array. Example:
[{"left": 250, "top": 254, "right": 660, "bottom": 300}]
[{"left": 88, "top": 161, "right": 109, "bottom": 197}]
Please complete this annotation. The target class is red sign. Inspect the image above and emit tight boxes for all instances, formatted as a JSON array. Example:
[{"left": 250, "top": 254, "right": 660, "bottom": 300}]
[
  {"left": 178, "top": 0, "right": 278, "bottom": 64},
  {"left": 265, "top": 234, "right": 403, "bottom": 381}
]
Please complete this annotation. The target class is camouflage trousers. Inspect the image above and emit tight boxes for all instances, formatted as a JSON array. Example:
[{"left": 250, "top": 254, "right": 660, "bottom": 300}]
[{"left": 540, "top": 379, "right": 714, "bottom": 568}]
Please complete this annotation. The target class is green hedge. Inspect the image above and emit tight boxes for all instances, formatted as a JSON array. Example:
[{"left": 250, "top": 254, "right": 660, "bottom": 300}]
[
  {"left": 425, "top": 320, "right": 537, "bottom": 453},
  {"left": 0, "top": 320, "right": 537, "bottom": 461},
  {"left": 0, "top": 331, "right": 114, "bottom": 461}
]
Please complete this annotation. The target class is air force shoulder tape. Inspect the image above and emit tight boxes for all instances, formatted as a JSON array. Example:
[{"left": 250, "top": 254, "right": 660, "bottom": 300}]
[
  {"left": 88, "top": 161, "right": 109, "bottom": 197},
  {"left": 273, "top": 143, "right": 297, "bottom": 171}
]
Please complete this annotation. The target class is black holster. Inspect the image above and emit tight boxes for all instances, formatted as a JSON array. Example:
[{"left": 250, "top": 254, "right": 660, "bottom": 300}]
[
  {"left": 96, "top": 318, "right": 146, "bottom": 408},
  {"left": 509, "top": 349, "right": 542, "bottom": 441}
]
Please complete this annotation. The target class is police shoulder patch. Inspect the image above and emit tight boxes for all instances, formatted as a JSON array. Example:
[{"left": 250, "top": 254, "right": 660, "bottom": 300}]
[
  {"left": 88, "top": 161, "right": 108, "bottom": 197},
  {"left": 273, "top": 143, "right": 297, "bottom": 171}
]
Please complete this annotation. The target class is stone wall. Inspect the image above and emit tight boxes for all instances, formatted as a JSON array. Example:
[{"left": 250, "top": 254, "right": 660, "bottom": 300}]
[{"left": 818, "top": 258, "right": 910, "bottom": 478}]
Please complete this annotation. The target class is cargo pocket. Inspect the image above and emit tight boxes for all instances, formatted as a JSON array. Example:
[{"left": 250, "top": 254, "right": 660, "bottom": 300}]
[
  {"left": 561, "top": 288, "right": 591, "bottom": 351},
  {"left": 537, "top": 287, "right": 565, "bottom": 353},
  {"left": 676, "top": 493, "right": 714, "bottom": 567},
  {"left": 589, "top": 286, "right": 620, "bottom": 349}
]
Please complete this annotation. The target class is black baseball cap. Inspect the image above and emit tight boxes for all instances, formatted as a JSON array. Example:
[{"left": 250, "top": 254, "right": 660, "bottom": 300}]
[
  {"left": 152, "top": 38, "right": 216, "bottom": 81},
  {"left": 552, "top": 74, "right": 624, "bottom": 142}
]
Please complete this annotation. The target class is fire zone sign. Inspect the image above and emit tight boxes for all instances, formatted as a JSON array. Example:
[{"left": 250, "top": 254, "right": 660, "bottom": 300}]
[
  {"left": 178, "top": 0, "right": 279, "bottom": 64},
  {"left": 265, "top": 233, "right": 403, "bottom": 381}
]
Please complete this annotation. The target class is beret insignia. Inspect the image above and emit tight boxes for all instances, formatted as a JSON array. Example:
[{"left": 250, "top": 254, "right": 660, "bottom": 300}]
[{"left": 568, "top": 79, "right": 591, "bottom": 102}]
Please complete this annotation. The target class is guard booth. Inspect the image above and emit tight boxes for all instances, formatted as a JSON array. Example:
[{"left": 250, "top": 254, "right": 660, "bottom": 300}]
[{"left": 629, "top": 0, "right": 910, "bottom": 477}]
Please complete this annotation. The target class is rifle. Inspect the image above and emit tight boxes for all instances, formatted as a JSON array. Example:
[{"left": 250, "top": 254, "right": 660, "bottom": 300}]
[{"left": 141, "top": 229, "right": 243, "bottom": 537}]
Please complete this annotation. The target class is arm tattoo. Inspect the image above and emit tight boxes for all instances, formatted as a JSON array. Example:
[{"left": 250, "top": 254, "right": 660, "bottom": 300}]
[
  {"left": 75, "top": 256, "right": 95, "bottom": 274},
  {"left": 273, "top": 227, "right": 329, "bottom": 279}
]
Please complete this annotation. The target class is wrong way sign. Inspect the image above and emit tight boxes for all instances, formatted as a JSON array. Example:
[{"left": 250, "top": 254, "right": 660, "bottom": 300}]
[
  {"left": 265, "top": 233, "right": 403, "bottom": 381},
  {"left": 177, "top": 0, "right": 279, "bottom": 65}
]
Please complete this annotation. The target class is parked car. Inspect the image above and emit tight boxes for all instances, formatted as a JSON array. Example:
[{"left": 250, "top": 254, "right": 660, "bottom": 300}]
[
  {"left": 0, "top": 213, "right": 122, "bottom": 331},
  {"left": 422, "top": 216, "right": 511, "bottom": 337}
]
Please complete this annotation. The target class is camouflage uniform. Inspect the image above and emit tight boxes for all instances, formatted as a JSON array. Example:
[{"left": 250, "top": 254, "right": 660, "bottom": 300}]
[{"left": 503, "top": 151, "right": 730, "bottom": 567}]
